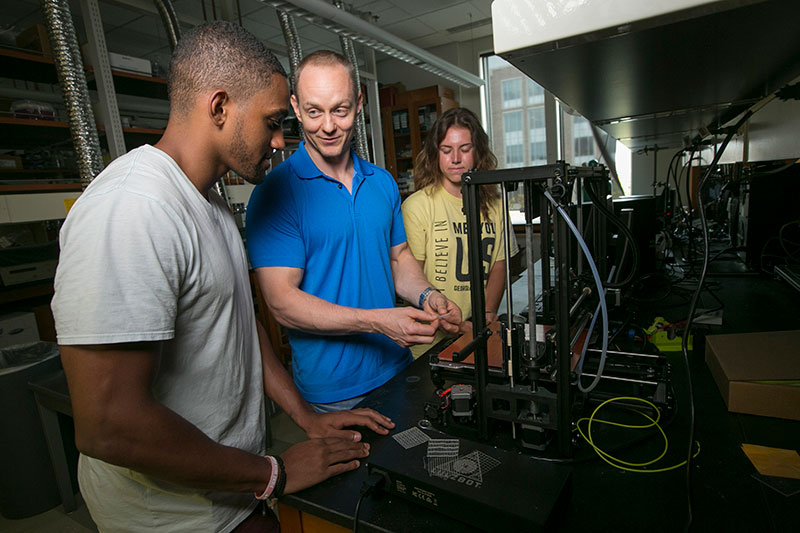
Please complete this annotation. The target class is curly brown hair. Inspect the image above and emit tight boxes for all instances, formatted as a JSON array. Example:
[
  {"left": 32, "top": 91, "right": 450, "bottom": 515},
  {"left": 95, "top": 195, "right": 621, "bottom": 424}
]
[{"left": 413, "top": 107, "right": 499, "bottom": 218}]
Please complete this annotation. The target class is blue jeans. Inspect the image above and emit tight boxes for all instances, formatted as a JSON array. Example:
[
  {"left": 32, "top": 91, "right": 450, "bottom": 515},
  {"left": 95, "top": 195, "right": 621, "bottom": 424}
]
[{"left": 309, "top": 394, "right": 367, "bottom": 413}]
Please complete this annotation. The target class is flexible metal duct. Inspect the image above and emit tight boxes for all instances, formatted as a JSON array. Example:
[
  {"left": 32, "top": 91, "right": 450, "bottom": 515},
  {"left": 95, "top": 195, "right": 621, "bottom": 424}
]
[
  {"left": 152, "top": 0, "right": 181, "bottom": 50},
  {"left": 277, "top": 9, "right": 304, "bottom": 139},
  {"left": 278, "top": 10, "right": 303, "bottom": 90},
  {"left": 334, "top": 1, "right": 369, "bottom": 162},
  {"left": 41, "top": 0, "right": 104, "bottom": 189}
]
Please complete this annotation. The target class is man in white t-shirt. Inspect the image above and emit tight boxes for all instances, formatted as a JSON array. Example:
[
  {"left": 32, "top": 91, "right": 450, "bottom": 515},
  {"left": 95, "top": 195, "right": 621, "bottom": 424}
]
[{"left": 51, "top": 22, "right": 393, "bottom": 532}]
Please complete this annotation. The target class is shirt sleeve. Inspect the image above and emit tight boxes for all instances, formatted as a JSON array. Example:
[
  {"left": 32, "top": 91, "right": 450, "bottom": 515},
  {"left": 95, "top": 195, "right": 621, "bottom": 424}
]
[
  {"left": 401, "top": 192, "right": 429, "bottom": 262},
  {"left": 52, "top": 191, "right": 187, "bottom": 345},
  {"left": 388, "top": 174, "right": 407, "bottom": 248},
  {"left": 245, "top": 168, "right": 306, "bottom": 269}
]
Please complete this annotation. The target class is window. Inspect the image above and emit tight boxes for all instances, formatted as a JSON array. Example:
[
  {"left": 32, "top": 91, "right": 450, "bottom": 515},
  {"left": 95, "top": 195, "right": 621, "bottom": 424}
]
[
  {"left": 528, "top": 108, "right": 546, "bottom": 165},
  {"left": 572, "top": 116, "right": 595, "bottom": 164},
  {"left": 503, "top": 111, "right": 524, "bottom": 167},
  {"left": 483, "top": 53, "right": 630, "bottom": 198},
  {"left": 527, "top": 79, "right": 544, "bottom": 106},
  {"left": 501, "top": 78, "right": 522, "bottom": 109}
]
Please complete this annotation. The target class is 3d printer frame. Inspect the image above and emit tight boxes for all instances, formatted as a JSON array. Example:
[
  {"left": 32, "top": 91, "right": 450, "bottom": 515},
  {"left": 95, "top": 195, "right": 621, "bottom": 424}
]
[{"left": 425, "top": 162, "right": 672, "bottom": 458}]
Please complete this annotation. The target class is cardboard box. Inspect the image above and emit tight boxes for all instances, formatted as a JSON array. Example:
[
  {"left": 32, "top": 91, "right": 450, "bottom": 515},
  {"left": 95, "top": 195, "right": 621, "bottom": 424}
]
[
  {"left": 0, "top": 312, "right": 40, "bottom": 349},
  {"left": 705, "top": 330, "right": 800, "bottom": 421},
  {"left": 16, "top": 24, "right": 52, "bottom": 56}
]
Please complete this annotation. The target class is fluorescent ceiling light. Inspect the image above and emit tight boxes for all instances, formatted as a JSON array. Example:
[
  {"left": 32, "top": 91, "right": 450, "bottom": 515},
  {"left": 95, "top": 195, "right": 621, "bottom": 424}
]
[{"left": 264, "top": 0, "right": 484, "bottom": 88}]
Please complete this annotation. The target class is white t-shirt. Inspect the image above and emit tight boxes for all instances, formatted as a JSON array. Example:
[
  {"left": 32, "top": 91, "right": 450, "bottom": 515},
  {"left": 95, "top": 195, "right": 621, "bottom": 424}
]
[{"left": 52, "top": 145, "right": 264, "bottom": 532}]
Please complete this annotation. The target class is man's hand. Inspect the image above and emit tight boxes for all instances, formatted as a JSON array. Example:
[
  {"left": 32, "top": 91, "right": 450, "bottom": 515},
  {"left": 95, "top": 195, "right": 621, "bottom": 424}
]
[
  {"left": 301, "top": 408, "right": 395, "bottom": 441},
  {"left": 280, "top": 438, "right": 370, "bottom": 495},
  {"left": 373, "top": 306, "right": 440, "bottom": 347},
  {"left": 424, "top": 292, "right": 463, "bottom": 335}
]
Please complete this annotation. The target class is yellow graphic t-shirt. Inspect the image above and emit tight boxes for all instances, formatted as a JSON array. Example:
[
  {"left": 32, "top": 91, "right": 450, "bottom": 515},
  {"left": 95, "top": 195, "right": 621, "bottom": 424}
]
[{"left": 402, "top": 184, "right": 519, "bottom": 358}]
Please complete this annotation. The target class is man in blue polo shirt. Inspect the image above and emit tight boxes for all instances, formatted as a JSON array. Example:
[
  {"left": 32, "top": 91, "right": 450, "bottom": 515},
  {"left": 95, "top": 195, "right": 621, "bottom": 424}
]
[{"left": 246, "top": 51, "right": 462, "bottom": 411}]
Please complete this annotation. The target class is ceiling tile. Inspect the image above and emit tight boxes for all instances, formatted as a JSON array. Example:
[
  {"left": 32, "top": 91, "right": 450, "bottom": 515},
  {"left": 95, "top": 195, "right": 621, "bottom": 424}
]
[
  {"left": 360, "top": 1, "right": 396, "bottom": 13},
  {"left": 111, "top": 15, "right": 169, "bottom": 39},
  {"left": 411, "top": 32, "right": 452, "bottom": 50},
  {"left": 469, "top": 0, "right": 493, "bottom": 18},
  {"left": 242, "top": 18, "right": 283, "bottom": 41},
  {"left": 97, "top": 3, "right": 144, "bottom": 30},
  {"left": 386, "top": 0, "right": 465, "bottom": 17},
  {"left": 243, "top": 5, "right": 281, "bottom": 27},
  {"left": 420, "top": 4, "right": 479, "bottom": 32},
  {"left": 447, "top": 21, "right": 493, "bottom": 42},
  {"left": 238, "top": 0, "right": 269, "bottom": 16},
  {"left": 348, "top": 0, "right": 378, "bottom": 8},
  {"left": 372, "top": 7, "right": 412, "bottom": 27},
  {"left": 382, "top": 18, "right": 436, "bottom": 41},
  {"left": 295, "top": 24, "right": 338, "bottom": 46},
  {"left": 171, "top": 0, "right": 209, "bottom": 22}
]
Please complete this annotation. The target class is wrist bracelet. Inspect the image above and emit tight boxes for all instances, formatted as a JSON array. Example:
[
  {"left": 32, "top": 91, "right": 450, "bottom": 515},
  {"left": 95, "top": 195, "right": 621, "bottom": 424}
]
[
  {"left": 254, "top": 455, "right": 279, "bottom": 500},
  {"left": 272, "top": 455, "right": 287, "bottom": 500},
  {"left": 418, "top": 287, "right": 437, "bottom": 309}
]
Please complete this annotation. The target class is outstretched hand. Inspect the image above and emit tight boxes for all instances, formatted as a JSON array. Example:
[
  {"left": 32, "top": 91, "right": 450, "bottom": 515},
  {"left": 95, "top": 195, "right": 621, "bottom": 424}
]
[
  {"left": 280, "top": 437, "right": 370, "bottom": 495},
  {"left": 424, "top": 292, "right": 463, "bottom": 335},
  {"left": 302, "top": 408, "right": 395, "bottom": 441},
  {"left": 376, "top": 306, "right": 441, "bottom": 347}
]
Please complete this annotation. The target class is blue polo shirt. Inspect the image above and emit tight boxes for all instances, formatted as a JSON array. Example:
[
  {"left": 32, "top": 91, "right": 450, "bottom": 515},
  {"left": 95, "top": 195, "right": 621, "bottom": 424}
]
[{"left": 246, "top": 142, "right": 412, "bottom": 403}]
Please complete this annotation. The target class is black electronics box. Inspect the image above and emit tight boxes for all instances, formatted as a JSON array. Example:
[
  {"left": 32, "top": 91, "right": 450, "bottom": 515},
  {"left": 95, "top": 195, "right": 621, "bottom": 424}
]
[
  {"left": 366, "top": 428, "right": 571, "bottom": 532},
  {"left": 568, "top": 194, "right": 657, "bottom": 279},
  {"left": 736, "top": 161, "right": 800, "bottom": 269},
  {"left": 613, "top": 195, "right": 656, "bottom": 276}
]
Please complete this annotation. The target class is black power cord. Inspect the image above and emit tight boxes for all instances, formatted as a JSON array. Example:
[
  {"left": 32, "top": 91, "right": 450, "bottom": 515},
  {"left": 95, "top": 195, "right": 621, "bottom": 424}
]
[
  {"left": 681, "top": 110, "right": 753, "bottom": 532},
  {"left": 353, "top": 472, "right": 386, "bottom": 533}
]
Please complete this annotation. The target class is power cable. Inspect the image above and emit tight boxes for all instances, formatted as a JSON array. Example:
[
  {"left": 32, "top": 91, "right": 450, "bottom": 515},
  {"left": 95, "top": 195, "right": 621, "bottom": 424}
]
[
  {"left": 680, "top": 109, "right": 753, "bottom": 531},
  {"left": 353, "top": 472, "right": 385, "bottom": 532}
]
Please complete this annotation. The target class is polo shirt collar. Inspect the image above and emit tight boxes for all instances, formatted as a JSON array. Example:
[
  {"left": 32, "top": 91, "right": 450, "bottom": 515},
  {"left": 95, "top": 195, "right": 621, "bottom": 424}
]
[{"left": 292, "top": 140, "right": 374, "bottom": 180}]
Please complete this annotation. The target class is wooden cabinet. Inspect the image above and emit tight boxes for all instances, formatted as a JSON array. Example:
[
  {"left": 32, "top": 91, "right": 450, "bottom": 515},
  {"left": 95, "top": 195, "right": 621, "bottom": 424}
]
[{"left": 381, "top": 86, "right": 458, "bottom": 196}]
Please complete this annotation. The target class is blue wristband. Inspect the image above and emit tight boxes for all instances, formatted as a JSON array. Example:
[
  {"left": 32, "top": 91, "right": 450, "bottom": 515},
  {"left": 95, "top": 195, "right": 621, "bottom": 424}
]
[{"left": 418, "top": 287, "right": 437, "bottom": 309}]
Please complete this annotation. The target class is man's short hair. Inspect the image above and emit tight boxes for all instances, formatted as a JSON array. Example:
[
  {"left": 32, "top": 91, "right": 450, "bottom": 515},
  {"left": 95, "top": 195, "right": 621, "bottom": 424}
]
[
  {"left": 168, "top": 21, "right": 287, "bottom": 116},
  {"left": 294, "top": 50, "right": 358, "bottom": 101}
]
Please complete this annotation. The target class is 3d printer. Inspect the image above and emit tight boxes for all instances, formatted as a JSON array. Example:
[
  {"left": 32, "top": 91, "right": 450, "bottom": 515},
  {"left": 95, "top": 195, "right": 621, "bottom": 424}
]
[{"left": 423, "top": 162, "right": 674, "bottom": 458}]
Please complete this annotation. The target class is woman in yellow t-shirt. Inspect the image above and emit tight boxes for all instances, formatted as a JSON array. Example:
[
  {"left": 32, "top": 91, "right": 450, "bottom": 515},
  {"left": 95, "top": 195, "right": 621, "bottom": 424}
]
[{"left": 402, "top": 108, "right": 518, "bottom": 358}]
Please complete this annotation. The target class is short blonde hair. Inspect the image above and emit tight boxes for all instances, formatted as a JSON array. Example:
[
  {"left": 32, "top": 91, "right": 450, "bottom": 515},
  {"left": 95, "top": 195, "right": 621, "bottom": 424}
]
[{"left": 294, "top": 50, "right": 357, "bottom": 100}]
